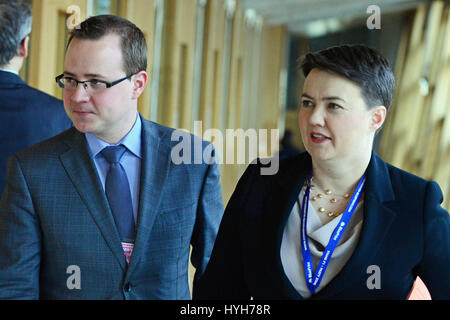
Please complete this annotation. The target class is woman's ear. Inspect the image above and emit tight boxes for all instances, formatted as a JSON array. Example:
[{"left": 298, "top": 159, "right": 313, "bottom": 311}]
[{"left": 131, "top": 71, "right": 148, "bottom": 100}]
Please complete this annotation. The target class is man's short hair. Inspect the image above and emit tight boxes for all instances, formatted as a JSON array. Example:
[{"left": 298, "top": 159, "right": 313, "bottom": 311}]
[
  {"left": 0, "top": 0, "right": 32, "bottom": 66},
  {"left": 67, "top": 14, "right": 147, "bottom": 76},
  {"left": 299, "top": 44, "right": 395, "bottom": 111}
]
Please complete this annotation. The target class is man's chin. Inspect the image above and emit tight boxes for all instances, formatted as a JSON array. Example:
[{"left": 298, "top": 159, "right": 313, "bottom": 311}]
[{"left": 73, "top": 122, "right": 95, "bottom": 134}]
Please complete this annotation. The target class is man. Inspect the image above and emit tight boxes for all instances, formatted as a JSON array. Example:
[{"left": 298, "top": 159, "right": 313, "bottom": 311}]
[
  {"left": 0, "top": 14, "right": 224, "bottom": 299},
  {"left": 0, "top": 0, "right": 72, "bottom": 193}
]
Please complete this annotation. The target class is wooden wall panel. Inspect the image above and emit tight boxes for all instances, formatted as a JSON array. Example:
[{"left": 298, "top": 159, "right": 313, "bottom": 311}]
[
  {"left": 220, "top": 0, "right": 244, "bottom": 204},
  {"left": 119, "top": 0, "right": 156, "bottom": 120},
  {"left": 29, "top": 0, "right": 87, "bottom": 97},
  {"left": 259, "top": 25, "right": 285, "bottom": 154},
  {"left": 199, "top": 0, "right": 226, "bottom": 133},
  {"left": 379, "top": 1, "right": 450, "bottom": 210},
  {"left": 156, "top": 0, "right": 197, "bottom": 129}
]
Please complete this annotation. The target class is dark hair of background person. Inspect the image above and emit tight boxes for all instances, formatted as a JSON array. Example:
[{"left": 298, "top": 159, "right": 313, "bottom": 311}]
[
  {"left": 67, "top": 14, "right": 147, "bottom": 76},
  {"left": 299, "top": 44, "right": 395, "bottom": 111},
  {"left": 0, "top": 0, "right": 32, "bottom": 67}
]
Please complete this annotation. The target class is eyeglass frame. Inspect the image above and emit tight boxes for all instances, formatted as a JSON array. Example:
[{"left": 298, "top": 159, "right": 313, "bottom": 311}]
[{"left": 55, "top": 73, "right": 136, "bottom": 92}]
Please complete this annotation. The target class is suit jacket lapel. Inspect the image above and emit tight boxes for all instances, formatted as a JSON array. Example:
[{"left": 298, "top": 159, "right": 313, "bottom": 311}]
[
  {"left": 126, "top": 118, "right": 171, "bottom": 273},
  {"left": 312, "top": 152, "right": 398, "bottom": 299},
  {"left": 59, "top": 129, "right": 127, "bottom": 271}
]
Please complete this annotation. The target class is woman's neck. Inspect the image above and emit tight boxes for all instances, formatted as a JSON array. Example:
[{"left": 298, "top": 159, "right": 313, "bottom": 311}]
[{"left": 311, "top": 152, "right": 371, "bottom": 195}]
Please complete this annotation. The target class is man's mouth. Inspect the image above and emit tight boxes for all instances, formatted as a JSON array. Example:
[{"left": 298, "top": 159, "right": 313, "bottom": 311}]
[{"left": 73, "top": 110, "right": 93, "bottom": 116}]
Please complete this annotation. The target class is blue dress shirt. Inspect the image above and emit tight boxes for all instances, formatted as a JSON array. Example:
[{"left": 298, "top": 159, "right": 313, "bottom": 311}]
[{"left": 85, "top": 114, "right": 142, "bottom": 222}]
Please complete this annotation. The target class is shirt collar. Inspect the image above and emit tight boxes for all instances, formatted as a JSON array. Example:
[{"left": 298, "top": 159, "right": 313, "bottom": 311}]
[
  {"left": 85, "top": 113, "right": 142, "bottom": 159},
  {"left": 0, "top": 69, "right": 19, "bottom": 75}
]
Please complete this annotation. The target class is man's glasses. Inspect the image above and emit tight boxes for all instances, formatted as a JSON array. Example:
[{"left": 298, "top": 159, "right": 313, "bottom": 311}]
[{"left": 55, "top": 74, "right": 135, "bottom": 94}]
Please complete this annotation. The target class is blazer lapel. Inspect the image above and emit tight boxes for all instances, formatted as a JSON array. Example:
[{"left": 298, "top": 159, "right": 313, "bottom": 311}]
[
  {"left": 126, "top": 119, "right": 171, "bottom": 273},
  {"left": 269, "top": 153, "right": 312, "bottom": 299},
  {"left": 312, "top": 153, "right": 398, "bottom": 299},
  {"left": 59, "top": 129, "right": 127, "bottom": 271}
]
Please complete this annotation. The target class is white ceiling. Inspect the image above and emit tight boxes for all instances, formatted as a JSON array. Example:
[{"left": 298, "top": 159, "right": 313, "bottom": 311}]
[{"left": 241, "top": 0, "right": 430, "bottom": 36}]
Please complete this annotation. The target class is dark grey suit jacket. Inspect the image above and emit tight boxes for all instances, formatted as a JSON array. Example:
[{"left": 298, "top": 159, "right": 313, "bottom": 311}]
[{"left": 0, "top": 117, "right": 224, "bottom": 299}]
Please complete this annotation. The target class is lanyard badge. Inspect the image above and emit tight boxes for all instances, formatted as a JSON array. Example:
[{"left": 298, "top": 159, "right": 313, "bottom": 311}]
[{"left": 300, "top": 173, "right": 366, "bottom": 294}]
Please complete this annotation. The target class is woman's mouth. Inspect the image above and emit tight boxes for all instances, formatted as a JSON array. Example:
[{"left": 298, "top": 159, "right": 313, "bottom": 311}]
[{"left": 310, "top": 132, "right": 331, "bottom": 143}]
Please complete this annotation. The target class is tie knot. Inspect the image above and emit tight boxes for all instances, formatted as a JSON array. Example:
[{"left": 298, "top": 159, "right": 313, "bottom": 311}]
[{"left": 101, "top": 145, "right": 127, "bottom": 164}]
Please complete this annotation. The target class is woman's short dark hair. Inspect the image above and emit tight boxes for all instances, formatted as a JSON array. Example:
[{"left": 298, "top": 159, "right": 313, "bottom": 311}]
[
  {"left": 0, "top": 0, "right": 32, "bottom": 66},
  {"left": 67, "top": 14, "right": 147, "bottom": 76},
  {"left": 299, "top": 45, "right": 395, "bottom": 111}
]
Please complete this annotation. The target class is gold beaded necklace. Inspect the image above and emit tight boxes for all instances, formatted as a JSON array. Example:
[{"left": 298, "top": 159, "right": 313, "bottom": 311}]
[{"left": 303, "top": 177, "right": 353, "bottom": 217}]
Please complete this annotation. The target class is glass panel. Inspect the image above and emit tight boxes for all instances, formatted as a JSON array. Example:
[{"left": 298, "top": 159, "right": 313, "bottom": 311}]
[{"left": 92, "top": 0, "right": 119, "bottom": 15}]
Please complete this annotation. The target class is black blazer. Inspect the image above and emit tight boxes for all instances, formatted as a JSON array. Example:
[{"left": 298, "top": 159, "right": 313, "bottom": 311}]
[
  {"left": 194, "top": 152, "right": 450, "bottom": 299},
  {"left": 0, "top": 70, "right": 72, "bottom": 193}
]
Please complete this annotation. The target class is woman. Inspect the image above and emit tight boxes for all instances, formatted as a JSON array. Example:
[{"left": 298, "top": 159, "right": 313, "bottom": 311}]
[{"left": 194, "top": 45, "right": 450, "bottom": 299}]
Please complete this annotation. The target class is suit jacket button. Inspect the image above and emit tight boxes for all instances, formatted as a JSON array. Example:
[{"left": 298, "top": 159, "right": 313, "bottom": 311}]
[{"left": 125, "top": 283, "right": 132, "bottom": 292}]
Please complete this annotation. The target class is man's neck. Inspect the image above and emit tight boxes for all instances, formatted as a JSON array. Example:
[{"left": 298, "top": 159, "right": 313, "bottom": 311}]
[
  {"left": 1, "top": 57, "right": 23, "bottom": 74},
  {"left": 94, "top": 112, "right": 139, "bottom": 145}
]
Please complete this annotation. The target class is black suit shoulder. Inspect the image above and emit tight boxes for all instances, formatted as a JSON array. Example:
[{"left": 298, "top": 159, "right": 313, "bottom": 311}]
[
  {"left": 25, "top": 85, "right": 67, "bottom": 111},
  {"left": 385, "top": 161, "right": 429, "bottom": 192},
  {"left": 0, "top": 75, "right": 73, "bottom": 192}
]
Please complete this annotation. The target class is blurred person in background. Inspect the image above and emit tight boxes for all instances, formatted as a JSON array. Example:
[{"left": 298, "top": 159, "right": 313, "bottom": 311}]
[
  {"left": 278, "top": 129, "right": 301, "bottom": 160},
  {"left": 0, "top": 0, "right": 72, "bottom": 194}
]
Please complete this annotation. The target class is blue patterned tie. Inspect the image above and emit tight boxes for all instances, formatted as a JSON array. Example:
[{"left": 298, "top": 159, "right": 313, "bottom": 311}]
[{"left": 101, "top": 145, "right": 135, "bottom": 243}]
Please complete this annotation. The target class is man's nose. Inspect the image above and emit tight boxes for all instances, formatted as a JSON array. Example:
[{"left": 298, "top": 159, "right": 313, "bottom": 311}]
[{"left": 70, "top": 83, "right": 90, "bottom": 102}]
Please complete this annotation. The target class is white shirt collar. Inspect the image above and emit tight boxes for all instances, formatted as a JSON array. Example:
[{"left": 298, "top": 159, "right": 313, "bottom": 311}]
[{"left": 0, "top": 69, "right": 19, "bottom": 75}]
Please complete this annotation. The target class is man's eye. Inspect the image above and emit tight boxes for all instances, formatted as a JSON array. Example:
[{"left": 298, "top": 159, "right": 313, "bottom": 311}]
[
  {"left": 65, "top": 78, "right": 77, "bottom": 86},
  {"left": 89, "top": 79, "right": 106, "bottom": 89}
]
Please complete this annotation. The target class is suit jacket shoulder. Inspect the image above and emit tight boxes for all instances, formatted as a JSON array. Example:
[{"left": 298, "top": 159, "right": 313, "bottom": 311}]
[{"left": 141, "top": 118, "right": 217, "bottom": 165}]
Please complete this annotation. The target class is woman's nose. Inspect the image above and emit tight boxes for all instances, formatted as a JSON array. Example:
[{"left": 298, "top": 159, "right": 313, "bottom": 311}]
[{"left": 309, "top": 106, "right": 326, "bottom": 126}]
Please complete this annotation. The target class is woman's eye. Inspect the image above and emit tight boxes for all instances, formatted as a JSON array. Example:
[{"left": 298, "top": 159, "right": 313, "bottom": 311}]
[
  {"left": 328, "top": 103, "right": 341, "bottom": 110},
  {"left": 302, "top": 100, "right": 313, "bottom": 107}
]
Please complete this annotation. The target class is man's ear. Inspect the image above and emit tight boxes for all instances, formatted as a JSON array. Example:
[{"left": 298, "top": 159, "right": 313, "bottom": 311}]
[
  {"left": 131, "top": 71, "right": 148, "bottom": 100},
  {"left": 370, "top": 105, "right": 387, "bottom": 131},
  {"left": 18, "top": 36, "right": 30, "bottom": 58}
]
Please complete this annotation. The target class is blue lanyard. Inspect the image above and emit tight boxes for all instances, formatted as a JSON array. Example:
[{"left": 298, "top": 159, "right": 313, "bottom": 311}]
[{"left": 299, "top": 173, "right": 366, "bottom": 294}]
